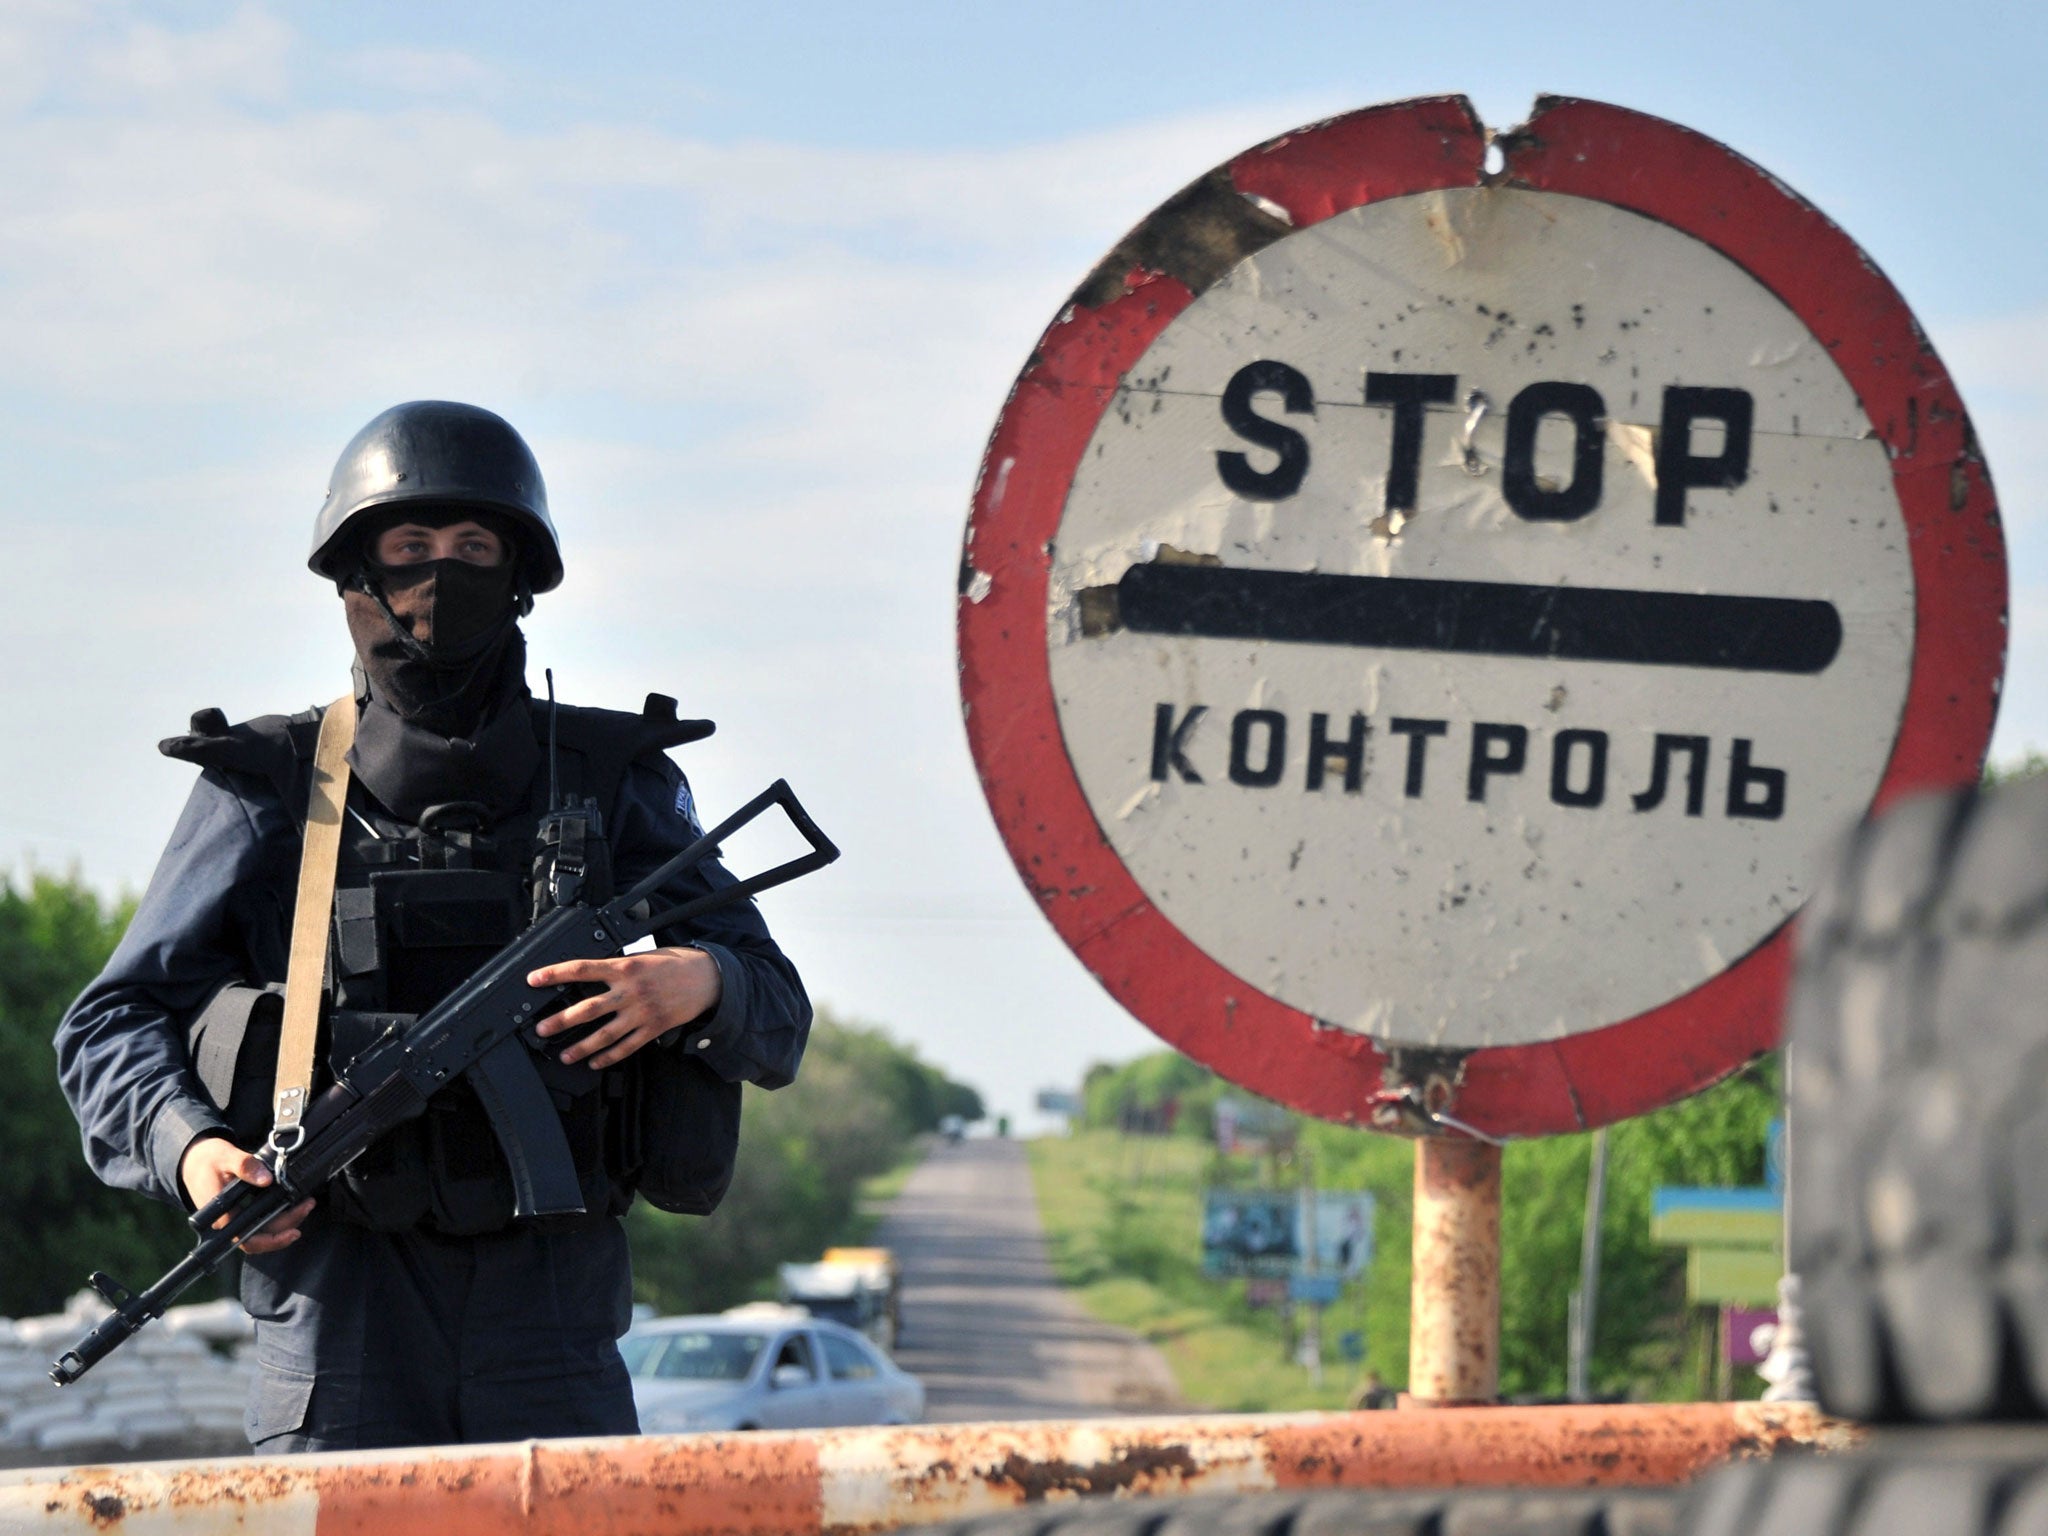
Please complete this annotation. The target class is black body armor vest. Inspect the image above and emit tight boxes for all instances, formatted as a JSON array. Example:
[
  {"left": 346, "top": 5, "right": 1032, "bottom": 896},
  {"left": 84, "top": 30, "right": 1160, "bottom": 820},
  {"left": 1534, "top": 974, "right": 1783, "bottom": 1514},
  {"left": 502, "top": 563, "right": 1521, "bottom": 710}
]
[{"left": 163, "top": 692, "right": 743, "bottom": 1235}]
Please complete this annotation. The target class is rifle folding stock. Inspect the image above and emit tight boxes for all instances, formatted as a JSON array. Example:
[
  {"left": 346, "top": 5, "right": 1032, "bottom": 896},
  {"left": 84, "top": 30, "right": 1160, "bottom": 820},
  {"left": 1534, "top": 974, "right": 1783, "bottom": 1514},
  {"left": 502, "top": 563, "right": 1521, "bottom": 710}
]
[{"left": 50, "top": 778, "right": 837, "bottom": 1387}]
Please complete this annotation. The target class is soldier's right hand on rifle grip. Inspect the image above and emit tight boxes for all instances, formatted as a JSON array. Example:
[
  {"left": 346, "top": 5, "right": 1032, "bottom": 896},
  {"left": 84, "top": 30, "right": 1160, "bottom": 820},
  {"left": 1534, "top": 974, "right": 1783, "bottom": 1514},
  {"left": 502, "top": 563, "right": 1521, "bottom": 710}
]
[{"left": 178, "top": 1136, "right": 315, "bottom": 1254}]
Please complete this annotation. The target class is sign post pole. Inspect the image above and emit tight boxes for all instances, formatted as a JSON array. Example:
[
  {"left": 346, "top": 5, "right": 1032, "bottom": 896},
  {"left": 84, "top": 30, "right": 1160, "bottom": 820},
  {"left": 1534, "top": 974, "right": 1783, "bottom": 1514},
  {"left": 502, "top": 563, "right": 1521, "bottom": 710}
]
[{"left": 1408, "top": 1139, "right": 1501, "bottom": 1406}]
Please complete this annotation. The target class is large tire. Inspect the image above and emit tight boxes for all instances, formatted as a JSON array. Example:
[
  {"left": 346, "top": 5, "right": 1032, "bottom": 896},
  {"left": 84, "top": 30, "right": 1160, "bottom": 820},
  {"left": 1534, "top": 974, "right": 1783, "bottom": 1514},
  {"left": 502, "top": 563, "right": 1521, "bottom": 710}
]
[
  {"left": 1679, "top": 1428, "right": 2048, "bottom": 1535},
  {"left": 1787, "top": 777, "right": 2048, "bottom": 1422},
  {"left": 891, "top": 1487, "right": 1679, "bottom": 1536}
]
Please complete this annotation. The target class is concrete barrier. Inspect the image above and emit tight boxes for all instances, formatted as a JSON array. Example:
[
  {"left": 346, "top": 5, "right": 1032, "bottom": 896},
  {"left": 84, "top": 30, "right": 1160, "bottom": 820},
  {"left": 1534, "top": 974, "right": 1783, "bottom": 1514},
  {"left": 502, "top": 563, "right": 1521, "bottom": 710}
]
[{"left": 0, "top": 1402, "right": 1856, "bottom": 1534}]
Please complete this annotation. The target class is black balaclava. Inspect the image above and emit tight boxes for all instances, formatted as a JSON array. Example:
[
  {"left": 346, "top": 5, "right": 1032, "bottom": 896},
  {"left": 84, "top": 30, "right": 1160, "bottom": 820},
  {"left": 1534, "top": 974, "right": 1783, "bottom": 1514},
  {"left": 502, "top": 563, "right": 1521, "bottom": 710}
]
[{"left": 342, "top": 512, "right": 540, "bottom": 823}]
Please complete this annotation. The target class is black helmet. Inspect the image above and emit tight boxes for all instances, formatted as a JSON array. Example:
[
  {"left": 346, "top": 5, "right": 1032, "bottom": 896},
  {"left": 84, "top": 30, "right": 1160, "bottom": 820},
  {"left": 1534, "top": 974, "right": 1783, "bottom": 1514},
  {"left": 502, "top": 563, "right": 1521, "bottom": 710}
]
[{"left": 309, "top": 401, "right": 564, "bottom": 593}]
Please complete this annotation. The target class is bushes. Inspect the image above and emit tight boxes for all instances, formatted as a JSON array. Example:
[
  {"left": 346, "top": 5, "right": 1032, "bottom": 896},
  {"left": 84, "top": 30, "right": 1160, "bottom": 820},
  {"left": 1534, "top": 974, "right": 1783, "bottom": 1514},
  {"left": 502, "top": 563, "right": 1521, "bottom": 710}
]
[
  {"left": 0, "top": 872, "right": 207, "bottom": 1317},
  {"left": 1306, "top": 1057, "right": 1778, "bottom": 1399},
  {"left": 1081, "top": 1052, "right": 1226, "bottom": 1139},
  {"left": 1063, "top": 1047, "right": 1780, "bottom": 1402}
]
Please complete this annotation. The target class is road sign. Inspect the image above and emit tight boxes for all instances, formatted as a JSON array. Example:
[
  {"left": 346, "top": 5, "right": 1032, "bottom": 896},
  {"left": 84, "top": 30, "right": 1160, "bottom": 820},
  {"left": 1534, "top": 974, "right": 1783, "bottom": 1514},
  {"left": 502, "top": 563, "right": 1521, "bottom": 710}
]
[
  {"left": 1201, "top": 1189, "right": 1375, "bottom": 1278},
  {"left": 1725, "top": 1306, "right": 1779, "bottom": 1366},
  {"left": 1289, "top": 1274, "right": 1343, "bottom": 1306},
  {"left": 1650, "top": 1188, "right": 1781, "bottom": 1248},
  {"left": 958, "top": 95, "right": 2004, "bottom": 1136},
  {"left": 1214, "top": 1095, "right": 1295, "bottom": 1155},
  {"left": 1652, "top": 1186, "right": 1782, "bottom": 1307}
]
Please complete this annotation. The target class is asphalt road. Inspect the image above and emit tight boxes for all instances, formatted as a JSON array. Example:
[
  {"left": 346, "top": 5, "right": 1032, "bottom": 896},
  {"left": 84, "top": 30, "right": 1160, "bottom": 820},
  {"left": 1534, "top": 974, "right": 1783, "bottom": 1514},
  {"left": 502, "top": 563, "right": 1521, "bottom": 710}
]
[{"left": 874, "top": 1138, "right": 1182, "bottom": 1422}]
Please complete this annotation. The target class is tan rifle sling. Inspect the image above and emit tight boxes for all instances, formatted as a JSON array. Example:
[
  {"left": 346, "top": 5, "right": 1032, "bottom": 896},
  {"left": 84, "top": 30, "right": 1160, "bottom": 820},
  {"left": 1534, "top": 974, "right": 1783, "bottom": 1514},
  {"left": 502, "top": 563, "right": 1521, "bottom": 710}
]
[{"left": 270, "top": 693, "right": 356, "bottom": 1150}]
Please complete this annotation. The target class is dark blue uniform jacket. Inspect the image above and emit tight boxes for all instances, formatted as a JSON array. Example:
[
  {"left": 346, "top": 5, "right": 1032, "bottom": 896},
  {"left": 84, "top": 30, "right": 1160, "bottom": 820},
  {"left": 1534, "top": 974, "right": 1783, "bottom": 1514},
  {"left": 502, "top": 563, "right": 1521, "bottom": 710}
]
[{"left": 56, "top": 745, "right": 812, "bottom": 1208}]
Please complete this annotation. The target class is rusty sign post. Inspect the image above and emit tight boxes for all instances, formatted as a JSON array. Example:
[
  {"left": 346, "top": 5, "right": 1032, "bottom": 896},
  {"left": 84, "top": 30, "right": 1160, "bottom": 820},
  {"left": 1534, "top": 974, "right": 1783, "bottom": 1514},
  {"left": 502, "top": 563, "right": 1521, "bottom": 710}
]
[
  {"left": 958, "top": 94, "right": 2003, "bottom": 1395},
  {"left": 1409, "top": 1139, "right": 1502, "bottom": 1405}
]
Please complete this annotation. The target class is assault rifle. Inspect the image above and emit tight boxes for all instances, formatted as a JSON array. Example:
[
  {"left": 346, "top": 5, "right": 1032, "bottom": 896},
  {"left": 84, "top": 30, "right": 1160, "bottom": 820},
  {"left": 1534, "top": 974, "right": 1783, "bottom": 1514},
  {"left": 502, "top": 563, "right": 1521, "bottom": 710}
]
[{"left": 50, "top": 779, "right": 837, "bottom": 1386}]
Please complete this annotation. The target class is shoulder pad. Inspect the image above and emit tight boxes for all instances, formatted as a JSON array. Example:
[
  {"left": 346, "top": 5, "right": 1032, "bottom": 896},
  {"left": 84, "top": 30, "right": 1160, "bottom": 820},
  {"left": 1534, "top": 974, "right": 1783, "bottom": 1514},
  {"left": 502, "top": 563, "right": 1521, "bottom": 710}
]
[
  {"left": 539, "top": 694, "right": 714, "bottom": 762},
  {"left": 537, "top": 693, "right": 714, "bottom": 812},
  {"left": 158, "top": 706, "right": 321, "bottom": 788}
]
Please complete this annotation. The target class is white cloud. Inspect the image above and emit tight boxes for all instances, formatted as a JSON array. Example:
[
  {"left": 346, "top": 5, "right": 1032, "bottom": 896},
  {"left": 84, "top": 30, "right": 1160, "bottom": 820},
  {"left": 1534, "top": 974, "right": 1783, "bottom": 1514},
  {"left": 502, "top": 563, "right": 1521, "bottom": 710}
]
[
  {"left": 339, "top": 45, "right": 496, "bottom": 99},
  {"left": 15, "top": 2, "right": 2045, "bottom": 1112},
  {"left": 79, "top": 3, "right": 292, "bottom": 108},
  {"left": 0, "top": 2, "right": 1297, "bottom": 1112}
]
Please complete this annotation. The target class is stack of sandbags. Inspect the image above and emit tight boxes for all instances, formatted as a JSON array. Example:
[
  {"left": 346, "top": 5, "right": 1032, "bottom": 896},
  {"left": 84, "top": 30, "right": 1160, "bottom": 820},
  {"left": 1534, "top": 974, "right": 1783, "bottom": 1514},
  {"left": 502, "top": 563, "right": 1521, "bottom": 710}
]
[{"left": 0, "top": 1291, "right": 254, "bottom": 1467}]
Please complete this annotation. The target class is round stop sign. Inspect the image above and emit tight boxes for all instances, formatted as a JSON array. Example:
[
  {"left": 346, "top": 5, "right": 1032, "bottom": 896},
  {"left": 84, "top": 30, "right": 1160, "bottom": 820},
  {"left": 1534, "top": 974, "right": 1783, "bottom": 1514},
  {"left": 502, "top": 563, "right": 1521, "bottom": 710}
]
[{"left": 958, "top": 96, "right": 2004, "bottom": 1136}]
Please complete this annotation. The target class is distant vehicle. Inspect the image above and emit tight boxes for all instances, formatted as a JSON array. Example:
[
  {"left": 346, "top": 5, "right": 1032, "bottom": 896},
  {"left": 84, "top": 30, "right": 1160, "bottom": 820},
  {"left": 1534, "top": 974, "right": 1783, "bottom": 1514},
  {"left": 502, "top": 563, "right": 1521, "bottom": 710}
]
[
  {"left": 778, "top": 1247, "right": 902, "bottom": 1349},
  {"left": 622, "top": 1312, "right": 924, "bottom": 1434},
  {"left": 939, "top": 1114, "right": 966, "bottom": 1142}
]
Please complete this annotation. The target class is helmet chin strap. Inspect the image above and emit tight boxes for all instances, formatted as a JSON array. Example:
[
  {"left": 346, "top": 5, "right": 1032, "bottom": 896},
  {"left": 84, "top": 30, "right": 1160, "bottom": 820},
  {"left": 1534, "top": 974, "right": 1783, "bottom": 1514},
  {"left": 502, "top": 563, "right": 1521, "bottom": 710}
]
[
  {"left": 345, "top": 564, "right": 522, "bottom": 731},
  {"left": 351, "top": 570, "right": 436, "bottom": 665}
]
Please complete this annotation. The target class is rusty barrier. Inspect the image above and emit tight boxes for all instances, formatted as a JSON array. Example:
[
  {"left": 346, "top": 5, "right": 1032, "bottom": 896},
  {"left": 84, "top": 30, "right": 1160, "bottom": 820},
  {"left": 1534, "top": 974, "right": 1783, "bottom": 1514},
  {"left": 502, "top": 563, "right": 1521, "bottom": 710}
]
[{"left": 1, "top": 1402, "right": 1855, "bottom": 1534}]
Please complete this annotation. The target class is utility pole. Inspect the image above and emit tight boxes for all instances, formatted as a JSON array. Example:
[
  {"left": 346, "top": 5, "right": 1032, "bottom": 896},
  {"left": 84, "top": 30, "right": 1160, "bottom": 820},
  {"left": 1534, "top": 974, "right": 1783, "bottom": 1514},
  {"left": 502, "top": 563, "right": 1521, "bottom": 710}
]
[
  {"left": 1567, "top": 1127, "right": 1609, "bottom": 1402},
  {"left": 1299, "top": 1149, "right": 1323, "bottom": 1387}
]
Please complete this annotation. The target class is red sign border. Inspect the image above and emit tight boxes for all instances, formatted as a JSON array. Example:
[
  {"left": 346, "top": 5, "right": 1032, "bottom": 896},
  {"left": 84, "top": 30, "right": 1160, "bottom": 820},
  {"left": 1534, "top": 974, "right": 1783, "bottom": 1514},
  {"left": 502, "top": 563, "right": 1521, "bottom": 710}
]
[{"left": 956, "top": 95, "right": 2005, "bottom": 1136}]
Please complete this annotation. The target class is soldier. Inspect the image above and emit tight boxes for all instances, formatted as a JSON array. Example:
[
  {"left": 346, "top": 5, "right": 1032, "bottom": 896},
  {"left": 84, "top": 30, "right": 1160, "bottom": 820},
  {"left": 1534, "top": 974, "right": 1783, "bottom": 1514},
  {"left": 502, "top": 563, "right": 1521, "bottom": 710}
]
[{"left": 55, "top": 401, "right": 812, "bottom": 1450}]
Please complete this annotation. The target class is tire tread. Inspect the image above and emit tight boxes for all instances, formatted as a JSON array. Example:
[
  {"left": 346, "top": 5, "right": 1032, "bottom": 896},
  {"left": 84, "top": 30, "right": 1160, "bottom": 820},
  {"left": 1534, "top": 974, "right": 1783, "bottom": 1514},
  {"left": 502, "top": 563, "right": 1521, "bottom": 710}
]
[{"left": 1790, "top": 777, "right": 2048, "bottom": 1421}]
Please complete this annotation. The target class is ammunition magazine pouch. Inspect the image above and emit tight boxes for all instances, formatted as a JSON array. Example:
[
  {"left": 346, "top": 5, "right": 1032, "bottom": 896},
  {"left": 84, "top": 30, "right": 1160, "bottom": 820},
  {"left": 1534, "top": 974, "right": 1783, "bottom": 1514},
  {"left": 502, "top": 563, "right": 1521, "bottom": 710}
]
[{"left": 627, "top": 1053, "right": 740, "bottom": 1217}]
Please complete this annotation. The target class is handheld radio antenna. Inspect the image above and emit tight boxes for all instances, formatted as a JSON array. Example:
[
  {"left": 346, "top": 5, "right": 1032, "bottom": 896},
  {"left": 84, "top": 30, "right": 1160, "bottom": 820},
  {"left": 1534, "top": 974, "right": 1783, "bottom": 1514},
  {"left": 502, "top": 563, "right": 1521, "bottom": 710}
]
[{"left": 545, "top": 667, "right": 561, "bottom": 812}]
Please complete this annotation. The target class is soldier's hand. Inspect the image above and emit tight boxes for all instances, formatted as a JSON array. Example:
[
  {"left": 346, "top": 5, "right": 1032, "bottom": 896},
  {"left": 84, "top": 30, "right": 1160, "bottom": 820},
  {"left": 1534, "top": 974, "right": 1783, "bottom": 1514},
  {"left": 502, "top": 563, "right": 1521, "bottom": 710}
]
[
  {"left": 178, "top": 1136, "right": 315, "bottom": 1254},
  {"left": 527, "top": 946, "right": 723, "bottom": 1069}
]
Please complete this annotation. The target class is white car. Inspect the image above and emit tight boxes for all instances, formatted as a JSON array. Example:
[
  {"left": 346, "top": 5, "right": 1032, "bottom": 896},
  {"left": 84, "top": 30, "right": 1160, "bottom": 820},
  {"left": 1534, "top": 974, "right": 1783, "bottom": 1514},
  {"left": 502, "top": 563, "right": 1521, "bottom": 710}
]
[{"left": 622, "top": 1312, "right": 925, "bottom": 1434}]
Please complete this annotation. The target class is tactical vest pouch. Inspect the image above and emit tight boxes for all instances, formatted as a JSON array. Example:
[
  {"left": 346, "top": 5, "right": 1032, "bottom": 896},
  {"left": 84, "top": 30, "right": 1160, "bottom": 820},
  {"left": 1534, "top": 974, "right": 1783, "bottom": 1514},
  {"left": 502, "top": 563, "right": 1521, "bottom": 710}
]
[
  {"left": 327, "top": 864, "right": 521, "bottom": 1236},
  {"left": 371, "top": 868, "right": 520, "bottom": 1012},
  {"left": 627, "top": 1050, "right": 741, "bottom": 1216},
  {"left": 184, "top": 982, "right": 285, "bottom": 1147}
]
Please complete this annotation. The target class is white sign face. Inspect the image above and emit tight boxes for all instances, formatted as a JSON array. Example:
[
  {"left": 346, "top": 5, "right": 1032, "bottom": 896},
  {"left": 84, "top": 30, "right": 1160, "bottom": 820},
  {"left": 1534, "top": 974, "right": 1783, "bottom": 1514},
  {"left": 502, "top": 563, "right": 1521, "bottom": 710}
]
[{"left": 1046, "top": 187, "right": 1912, "bottom": 1049}]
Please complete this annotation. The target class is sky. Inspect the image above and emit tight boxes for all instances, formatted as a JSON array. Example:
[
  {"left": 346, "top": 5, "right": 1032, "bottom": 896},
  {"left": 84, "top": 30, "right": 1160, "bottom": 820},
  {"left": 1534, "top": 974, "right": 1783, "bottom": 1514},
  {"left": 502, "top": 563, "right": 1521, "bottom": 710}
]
[{"left": 1, "top": 1, "right": 2043, "bottom": 1129}]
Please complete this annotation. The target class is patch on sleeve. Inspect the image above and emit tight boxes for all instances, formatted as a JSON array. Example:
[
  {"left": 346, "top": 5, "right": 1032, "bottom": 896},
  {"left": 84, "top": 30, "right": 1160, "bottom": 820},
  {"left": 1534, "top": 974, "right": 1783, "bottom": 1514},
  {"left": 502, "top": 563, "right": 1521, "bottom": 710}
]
[{"left": 673, "top": 776, "right": 703, "bottom": 835}]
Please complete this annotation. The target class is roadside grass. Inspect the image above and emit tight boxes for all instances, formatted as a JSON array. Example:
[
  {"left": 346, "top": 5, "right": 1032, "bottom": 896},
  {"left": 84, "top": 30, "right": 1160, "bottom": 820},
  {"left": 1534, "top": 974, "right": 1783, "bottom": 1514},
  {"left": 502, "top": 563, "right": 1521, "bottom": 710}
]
[
  {"left": 1031, "top": 1059, "right": 1781, "bottom": 1405},
  {"left": 1028, "top": 1131, "right": 1378, "bottom": 1412}
]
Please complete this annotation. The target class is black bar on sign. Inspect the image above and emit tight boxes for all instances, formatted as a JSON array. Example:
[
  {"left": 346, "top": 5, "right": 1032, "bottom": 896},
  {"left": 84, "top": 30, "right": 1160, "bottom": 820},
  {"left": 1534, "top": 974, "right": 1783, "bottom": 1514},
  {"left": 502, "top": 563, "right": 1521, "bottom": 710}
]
[{"left": 1108, "top": 564, "right": 1841, "bottom": 674}]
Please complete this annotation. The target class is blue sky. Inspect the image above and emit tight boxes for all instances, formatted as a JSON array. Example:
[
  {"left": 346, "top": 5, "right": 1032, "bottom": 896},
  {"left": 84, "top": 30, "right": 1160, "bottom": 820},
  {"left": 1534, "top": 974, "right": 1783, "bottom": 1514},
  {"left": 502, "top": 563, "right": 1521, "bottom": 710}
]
[{"left": 3, "top": 1, "right": 2043, "bottom": 1124}]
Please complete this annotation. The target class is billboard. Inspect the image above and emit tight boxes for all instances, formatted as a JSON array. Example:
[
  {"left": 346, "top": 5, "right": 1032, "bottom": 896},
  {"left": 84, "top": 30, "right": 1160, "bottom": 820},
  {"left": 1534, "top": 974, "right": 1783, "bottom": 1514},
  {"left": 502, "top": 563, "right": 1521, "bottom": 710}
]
[{"left": 1201, "top": 1189, "right": 1375, "bottom": 1280}]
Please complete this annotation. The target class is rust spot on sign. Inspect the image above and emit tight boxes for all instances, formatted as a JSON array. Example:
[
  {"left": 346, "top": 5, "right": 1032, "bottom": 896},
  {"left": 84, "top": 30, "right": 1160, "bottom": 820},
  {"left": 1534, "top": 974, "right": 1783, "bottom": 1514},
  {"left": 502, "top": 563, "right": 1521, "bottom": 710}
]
[{"left": 1072, "top": 168, "right": 1293, "bottom": 309}]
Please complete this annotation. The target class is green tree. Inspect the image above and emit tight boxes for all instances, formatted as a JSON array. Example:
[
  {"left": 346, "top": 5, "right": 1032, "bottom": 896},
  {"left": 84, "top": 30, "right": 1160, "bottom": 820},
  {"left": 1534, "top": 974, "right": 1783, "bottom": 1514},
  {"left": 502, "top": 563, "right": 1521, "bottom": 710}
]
[
  {"left": 1079, "top": 1050, "right": 1228, "bottom": 1136},
  {"left": 1070, "top": 1047, "right": 1780, "bottom": 1402},
  {"left": 0, "top": 872, "right": 209, "bottom": 1317},
  {"left": 1306, "top": 1057, "right": 1778, "bottom": 1399},
  {"left": 1985, "top": 751, "right": 2048, "bottom": 785}
]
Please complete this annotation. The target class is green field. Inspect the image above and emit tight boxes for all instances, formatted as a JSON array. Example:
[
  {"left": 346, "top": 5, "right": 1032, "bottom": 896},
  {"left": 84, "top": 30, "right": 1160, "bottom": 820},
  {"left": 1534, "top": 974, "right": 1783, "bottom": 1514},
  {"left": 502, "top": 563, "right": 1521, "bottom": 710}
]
[
  {"left": 1027, "top": 1131, "right": 1392, "bottom": 1411},
  {"left": 1028, "top": 1058, "right": 1779, "bottom": 1410}
]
